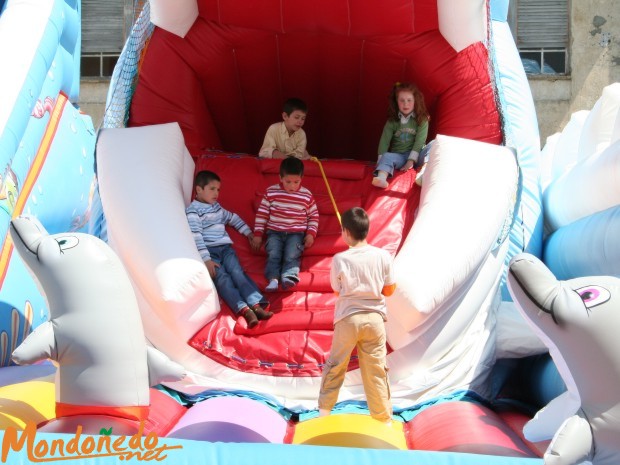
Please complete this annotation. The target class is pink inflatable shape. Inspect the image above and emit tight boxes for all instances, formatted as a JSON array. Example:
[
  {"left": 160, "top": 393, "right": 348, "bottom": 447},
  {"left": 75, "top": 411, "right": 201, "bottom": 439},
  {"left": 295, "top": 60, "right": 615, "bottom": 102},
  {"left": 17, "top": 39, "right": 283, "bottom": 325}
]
[{"left": 166, "top": 396, "right": 288, "bottom": 443}]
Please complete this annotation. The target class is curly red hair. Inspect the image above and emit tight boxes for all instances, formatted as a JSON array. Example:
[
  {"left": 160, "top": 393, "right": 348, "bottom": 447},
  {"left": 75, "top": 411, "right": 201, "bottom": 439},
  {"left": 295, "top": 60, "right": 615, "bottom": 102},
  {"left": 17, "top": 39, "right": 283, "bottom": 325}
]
[{"left": 387, "top": 82, "right": 429, "bottom": 126}]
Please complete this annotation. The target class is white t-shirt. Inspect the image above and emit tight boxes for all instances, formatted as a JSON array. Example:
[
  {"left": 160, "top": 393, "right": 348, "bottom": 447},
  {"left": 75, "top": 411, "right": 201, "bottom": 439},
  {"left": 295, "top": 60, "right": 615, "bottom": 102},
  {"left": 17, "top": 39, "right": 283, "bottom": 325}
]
[{"left": 330, "top": 244, "right": 395, "bottom": 324}]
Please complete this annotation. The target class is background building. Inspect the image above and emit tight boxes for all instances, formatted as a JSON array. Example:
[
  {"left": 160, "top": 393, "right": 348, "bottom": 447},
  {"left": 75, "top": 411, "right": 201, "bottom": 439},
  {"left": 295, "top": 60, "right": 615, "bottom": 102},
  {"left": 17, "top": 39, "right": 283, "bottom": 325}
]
[
  {"left": 511, "top": 0, "right": 620, "bottom": 145},
  {"left": 78, "top": 0, "right": 137, "bottom": 129},
  {"left": 78, "top": 0, "right": 620, "bottom": 146}
]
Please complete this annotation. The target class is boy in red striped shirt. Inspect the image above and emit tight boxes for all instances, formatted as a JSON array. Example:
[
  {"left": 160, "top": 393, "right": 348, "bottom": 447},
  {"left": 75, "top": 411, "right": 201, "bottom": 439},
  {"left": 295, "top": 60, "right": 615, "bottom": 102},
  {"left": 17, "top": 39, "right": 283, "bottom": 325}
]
[{"left": 251, "top": 157, "right": 319, "bottom": 291}]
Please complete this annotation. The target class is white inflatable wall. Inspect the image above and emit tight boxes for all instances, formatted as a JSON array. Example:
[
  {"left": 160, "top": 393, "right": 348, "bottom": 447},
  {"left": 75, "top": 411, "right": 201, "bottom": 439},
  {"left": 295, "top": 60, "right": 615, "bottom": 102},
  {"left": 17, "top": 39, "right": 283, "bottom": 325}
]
[{"left": 543, "top": 83, "right": 620, "bottom": 280}]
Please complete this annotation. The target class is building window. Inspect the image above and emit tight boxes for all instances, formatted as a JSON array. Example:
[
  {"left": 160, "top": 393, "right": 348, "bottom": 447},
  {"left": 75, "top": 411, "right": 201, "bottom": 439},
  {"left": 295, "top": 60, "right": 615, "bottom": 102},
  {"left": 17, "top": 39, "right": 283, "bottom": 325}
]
[
  {"left": 81, "top": 0, "right": 139, "bottom": 78},
  {"left": 508, "top": 0, "right": 569, "bottom": 75},
  {"left": 81, "top": 54, "right": 120, "bottom": 79}
]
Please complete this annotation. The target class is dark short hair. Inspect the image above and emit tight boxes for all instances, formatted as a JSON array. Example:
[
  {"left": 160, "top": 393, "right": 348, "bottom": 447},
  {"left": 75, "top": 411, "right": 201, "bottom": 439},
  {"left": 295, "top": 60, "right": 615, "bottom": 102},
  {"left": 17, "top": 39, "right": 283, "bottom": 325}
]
[
  {"left": 283, "top": 97, "right": 308, "bottom": 116},
  {"left": 280, "top": 157, "right": 304, "bottom": 177},
  {"left": 341, "top": 207, "right": 369, "bottom": 241},
  {"left": 194, "top": 170, "right": 220, "bottom": 187}
]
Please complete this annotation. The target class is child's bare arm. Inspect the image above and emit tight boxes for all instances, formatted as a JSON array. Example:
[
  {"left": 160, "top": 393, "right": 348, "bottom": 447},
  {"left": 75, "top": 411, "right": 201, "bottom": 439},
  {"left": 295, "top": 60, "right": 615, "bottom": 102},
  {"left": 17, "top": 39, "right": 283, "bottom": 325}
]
[
  {"left": 205, "top": 260, "right": 219, "bottom": 278},
  {"left": 400, "top": 159, "right": 414, "bottom": 171},
  {"left": 250, "top": 235, "right": 263, "bottom": 252}
]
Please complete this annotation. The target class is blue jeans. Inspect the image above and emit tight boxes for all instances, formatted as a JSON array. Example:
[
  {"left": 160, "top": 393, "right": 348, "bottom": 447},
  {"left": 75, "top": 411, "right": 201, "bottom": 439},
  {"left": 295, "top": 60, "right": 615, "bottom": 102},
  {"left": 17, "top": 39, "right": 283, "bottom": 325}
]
[
  {"left": 264, "top": 231, "right": 304, "bottom": 282},
  {"left": 208, "top": 244, "right": 267, "bottom": 314},
  {"left": 374, "top": 141, "right": 433, "bottom": 177},
  {"left": 374, "top": 152, "right": 408, "bottom": 177}
]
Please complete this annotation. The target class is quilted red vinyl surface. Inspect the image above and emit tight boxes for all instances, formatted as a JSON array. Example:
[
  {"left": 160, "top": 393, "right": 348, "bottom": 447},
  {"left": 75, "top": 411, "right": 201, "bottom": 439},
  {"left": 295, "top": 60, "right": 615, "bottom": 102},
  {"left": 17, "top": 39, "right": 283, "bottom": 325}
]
[
  {"left": 188, "top": 153, "right": 419, "bottom": 376},
  {"left": 128, "top": 1, "right": 501, "bottom": 159}
]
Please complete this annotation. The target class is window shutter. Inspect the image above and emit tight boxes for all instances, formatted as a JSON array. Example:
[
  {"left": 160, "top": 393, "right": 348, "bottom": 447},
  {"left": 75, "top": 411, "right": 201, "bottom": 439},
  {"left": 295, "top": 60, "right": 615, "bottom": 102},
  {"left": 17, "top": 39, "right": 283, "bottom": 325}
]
[
  {"left": 82, "top": 0, "right": 125, "bottom": 53},
  {"left": 517, "top": 0, "right": 568, "bottom": 48}
]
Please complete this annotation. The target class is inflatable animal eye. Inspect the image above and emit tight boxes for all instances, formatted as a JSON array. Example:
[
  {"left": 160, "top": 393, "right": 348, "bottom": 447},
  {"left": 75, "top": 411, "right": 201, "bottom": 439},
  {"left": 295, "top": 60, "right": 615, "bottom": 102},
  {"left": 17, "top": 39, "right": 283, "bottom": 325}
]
[
  {"left": 575, "top": 285, "right": 610, "bottom": 308},
  {"left": 55, "top": 236, "right": 79, "bottom": 251}
]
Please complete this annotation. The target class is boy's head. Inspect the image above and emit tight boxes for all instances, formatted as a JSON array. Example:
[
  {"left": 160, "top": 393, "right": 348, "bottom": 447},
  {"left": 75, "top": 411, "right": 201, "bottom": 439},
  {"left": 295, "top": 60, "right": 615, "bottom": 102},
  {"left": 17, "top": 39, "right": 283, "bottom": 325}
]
[
  {"left": 341, "top": 207, "right": 369, "bottom": 243},
  {"left": 279, "top": 157, "right": 304, "bottom": 193},
  {"left": 282, "top": 98, "right": 308, "bottom": 135},
  {"left": 194, "top": 170, "right": 221, "bottom": 205}
]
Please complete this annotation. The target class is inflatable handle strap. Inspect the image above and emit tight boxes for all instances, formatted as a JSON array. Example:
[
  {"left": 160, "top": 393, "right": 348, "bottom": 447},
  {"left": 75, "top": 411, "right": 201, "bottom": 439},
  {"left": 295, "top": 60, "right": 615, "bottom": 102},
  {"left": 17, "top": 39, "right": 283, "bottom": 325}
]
[{"left": 310, "top": 156, "right": 341, "bottom": 226}]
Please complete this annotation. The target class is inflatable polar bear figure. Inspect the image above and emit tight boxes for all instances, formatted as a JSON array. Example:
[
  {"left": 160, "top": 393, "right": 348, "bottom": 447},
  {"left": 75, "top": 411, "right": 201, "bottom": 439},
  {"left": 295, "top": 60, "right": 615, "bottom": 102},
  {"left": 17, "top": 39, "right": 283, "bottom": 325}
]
[
  {"left": 10, "top": 215, "right": 185, "bottom": 422},
  {"left": 507, "top": 253, "right": 620, "bottom": 465}
]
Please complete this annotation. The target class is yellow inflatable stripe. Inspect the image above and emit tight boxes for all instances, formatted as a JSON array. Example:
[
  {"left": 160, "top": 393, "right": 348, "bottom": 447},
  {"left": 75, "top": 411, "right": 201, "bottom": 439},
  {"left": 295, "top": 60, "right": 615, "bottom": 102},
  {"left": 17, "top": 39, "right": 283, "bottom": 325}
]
[
  {"left": 292, "top": 414, "right": 407, "bottom": 450},
  {"left": 0, "top": 380, "right": 56, "bottom": 430}
]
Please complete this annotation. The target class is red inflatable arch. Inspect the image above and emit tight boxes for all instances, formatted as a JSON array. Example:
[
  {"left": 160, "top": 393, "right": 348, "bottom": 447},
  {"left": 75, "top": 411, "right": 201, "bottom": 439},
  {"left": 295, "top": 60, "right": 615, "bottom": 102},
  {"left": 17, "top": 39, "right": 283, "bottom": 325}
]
[{"left": 129, "top": 0, "right": 502, "bottom": 159}]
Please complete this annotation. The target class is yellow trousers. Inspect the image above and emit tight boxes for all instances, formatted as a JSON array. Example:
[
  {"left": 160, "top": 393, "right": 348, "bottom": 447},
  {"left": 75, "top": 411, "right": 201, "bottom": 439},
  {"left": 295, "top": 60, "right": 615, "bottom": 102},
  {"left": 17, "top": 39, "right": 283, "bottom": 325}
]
[{"left": 318, "top": 311, "right": 392, "bottom": 422}]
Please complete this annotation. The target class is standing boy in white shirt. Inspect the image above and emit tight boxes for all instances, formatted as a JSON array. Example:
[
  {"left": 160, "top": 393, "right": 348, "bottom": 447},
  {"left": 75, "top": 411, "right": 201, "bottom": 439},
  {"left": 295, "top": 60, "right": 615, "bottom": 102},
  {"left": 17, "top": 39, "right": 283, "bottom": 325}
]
[{"left": 318, "top": 207, "right": 396, "bottom": 424}]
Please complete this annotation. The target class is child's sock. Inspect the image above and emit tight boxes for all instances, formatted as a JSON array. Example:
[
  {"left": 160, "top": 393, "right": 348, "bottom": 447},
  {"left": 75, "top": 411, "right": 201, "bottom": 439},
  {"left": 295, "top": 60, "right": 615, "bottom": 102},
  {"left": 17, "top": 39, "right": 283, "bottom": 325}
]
[
  {"left": 240, "top": 307, "right": 258, "bottom": 329},
  {"left": 265, "top": 278, "right": 279, "bottom": 292},
  {"left": 318, "top": 409, "right": 331, "bottom": 417},
  {"left": 281, "top": 277, "right": 297, "bottom": 290},
  {"left": 254, "top": 302, "right": 270, "bottom": 312},
  {"left": 372, "top": 171, "right": 388, "bottom": 189},
  {"left": 252, "top": 303, "right": 273, "bottom": 320}
]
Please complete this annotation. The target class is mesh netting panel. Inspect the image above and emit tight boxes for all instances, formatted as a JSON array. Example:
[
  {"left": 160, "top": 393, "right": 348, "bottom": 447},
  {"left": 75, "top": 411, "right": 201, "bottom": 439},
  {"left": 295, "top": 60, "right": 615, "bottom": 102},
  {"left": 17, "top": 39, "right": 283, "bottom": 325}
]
[
  {"left": 102, "top": 1, "right": 153, "bottom": 129},
  {"left": 91, "top": 1, "right": 151, "bottom": 241}
]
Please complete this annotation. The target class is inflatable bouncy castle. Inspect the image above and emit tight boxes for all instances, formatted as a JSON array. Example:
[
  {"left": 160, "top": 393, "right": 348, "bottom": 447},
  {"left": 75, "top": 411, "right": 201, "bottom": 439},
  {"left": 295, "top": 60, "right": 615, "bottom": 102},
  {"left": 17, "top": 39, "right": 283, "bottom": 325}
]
[
  {"left": 3, "top": 0, "right": 619, "bottom": 463},
  {"left": 0, "top": 0, "right": 96, "bottom": 365},
  {"left": 94, "top": 0, "right": 545, "bottom": 408}
]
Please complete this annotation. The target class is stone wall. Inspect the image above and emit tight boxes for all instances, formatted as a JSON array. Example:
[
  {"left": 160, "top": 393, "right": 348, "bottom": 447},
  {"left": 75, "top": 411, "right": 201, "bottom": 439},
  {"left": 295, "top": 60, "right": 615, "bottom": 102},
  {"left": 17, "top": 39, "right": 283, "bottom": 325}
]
[
  {"left": 78, "top": 80, "right": 108, "bottom": 130},
  {"left": 533, "top": 1, "right": 620, "bottom": 145}
]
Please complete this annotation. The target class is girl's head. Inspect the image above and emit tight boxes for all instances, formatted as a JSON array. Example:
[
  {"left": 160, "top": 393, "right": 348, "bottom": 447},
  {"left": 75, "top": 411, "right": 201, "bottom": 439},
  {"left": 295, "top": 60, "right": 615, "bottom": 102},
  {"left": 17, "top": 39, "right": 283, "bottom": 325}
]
[{"left": 388, "top": 82, "right": 429, "bottom": 125}]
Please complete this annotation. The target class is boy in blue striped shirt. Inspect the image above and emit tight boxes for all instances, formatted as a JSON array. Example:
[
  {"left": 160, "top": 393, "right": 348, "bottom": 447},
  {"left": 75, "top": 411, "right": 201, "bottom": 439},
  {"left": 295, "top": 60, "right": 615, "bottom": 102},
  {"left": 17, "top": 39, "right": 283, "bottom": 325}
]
[{"left": 186, "top": 170, "right": 272, "bottom": 329}]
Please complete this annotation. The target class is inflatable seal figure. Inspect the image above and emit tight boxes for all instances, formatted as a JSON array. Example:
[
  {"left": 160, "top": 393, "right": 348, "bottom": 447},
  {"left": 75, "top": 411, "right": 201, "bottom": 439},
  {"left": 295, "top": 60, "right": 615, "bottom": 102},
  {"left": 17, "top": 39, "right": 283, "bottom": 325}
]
[
  {"left": 10, "top": 215, "right": 185, "bottom": 422},
  {"left": 507, "top": 253, "right": 620, "bottom": 465}
]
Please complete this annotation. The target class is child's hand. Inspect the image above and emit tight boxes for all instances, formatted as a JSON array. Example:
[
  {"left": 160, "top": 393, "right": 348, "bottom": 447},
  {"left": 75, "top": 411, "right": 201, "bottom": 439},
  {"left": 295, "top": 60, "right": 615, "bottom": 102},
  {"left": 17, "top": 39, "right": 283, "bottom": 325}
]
[
  {"left": 400, "top": 160, "right": 414, "bottom": 171},
  {"left": 300, "top": 150, "right": 312, "bottom": 160},
  {"left": 304, "top": 234, "right": 315, "bottom": 248},
  {"left": 205, "top": 260, "right": 219, "bottom": 278},
  {"left": 250, "top": 235, "right": 262, "bottom": 252}
]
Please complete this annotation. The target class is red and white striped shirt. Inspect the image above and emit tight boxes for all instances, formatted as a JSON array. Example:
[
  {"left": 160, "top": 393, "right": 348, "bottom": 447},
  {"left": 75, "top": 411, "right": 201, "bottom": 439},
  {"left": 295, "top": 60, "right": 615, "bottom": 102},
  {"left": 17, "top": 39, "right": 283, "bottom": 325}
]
[{"left": 254, "top": 184, "right": 319, "bottom": 237}]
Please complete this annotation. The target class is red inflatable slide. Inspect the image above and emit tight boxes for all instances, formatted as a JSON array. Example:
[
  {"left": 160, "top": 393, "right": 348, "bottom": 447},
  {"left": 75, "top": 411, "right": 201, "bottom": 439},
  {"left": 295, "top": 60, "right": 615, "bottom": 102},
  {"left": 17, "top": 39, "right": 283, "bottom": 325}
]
[{"left": 189, "top": 153, "right": 419, "bottom": 377}]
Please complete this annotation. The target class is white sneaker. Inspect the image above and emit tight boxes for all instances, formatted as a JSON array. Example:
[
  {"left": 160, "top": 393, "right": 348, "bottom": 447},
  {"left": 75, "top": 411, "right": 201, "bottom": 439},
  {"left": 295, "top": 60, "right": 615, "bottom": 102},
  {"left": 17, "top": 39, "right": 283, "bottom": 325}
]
[
  {"left": 265, "top": 279, "right": 279, "bottom": 292},
  {"left": 415, "top": 164, "right": 426, "bottom": 186},
  {"left": 372, "top": 176, "right": 388, "bottom": 188}
]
